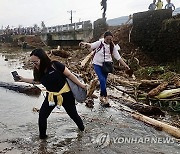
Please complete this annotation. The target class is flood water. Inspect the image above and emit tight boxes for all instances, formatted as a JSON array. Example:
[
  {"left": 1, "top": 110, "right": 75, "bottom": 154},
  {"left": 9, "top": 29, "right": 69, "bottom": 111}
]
[{"left": 0, "top": 48, "right": 179, "bottom": 154}]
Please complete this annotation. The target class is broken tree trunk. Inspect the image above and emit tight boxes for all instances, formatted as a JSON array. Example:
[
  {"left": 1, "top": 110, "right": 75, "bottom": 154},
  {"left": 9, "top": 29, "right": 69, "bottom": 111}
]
[
  {"left": 148, "top": 82, "right": 168, "bottom": 97},
  {"left": 0, "top": 82, "right": 41, "bottom": 96},
  {"left": 132, "top": 113, "right": 180, "bottom": 139},
  {"left": 80, "top": 51, "right": 93, "bottom": 68}
]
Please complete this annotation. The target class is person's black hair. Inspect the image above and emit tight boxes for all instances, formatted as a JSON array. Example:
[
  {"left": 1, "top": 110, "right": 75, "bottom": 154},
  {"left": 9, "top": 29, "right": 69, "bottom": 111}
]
[
  {"left": 104, "top": 31, "right": 114, "bottom": 53},
  {"left": 30, "top": 48, "right": 51, "bottom": 81},
  {"left": 104, "top": 31, "right": 113, "bottom": 38}
]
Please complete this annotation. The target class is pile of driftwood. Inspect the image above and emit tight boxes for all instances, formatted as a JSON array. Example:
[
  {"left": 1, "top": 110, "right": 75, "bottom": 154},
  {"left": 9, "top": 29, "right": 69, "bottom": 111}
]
[
  {"left": 78, "top": 51, "right": 180, "bottom": 139},
  {"left": 79, "top": 49, "right": 180, "bottom": 112},
  {"left": 108, "top": 74, "right": 180, "bottom": 110},
  {"left": 18, "top": 35, "right": 46, "bottom": 49}
]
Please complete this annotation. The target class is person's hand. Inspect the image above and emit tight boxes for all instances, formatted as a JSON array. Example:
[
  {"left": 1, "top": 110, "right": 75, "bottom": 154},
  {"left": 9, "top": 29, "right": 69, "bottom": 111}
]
[
  {"left": 79, "top": 42, "right": 84, "bottom": 46},
  {"left": 125, "top": 65, "right": 130, "bottom": 70},
  {"left": 125, "top": 68, "right": 133, "bottom": 77},
  {"left": 79, "top": 42, "right": 87, "bottom": 49},
  {"left": 81, "top": 84, "right": 88, "bottom": 91},
  {"left": 15, "top": 75, "right": 24, "bottom": 82}
]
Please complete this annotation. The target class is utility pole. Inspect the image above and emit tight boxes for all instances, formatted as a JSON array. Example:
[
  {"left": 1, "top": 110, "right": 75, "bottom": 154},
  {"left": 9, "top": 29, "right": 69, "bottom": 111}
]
[{"left": 67, "top": 10, "right": 76, "bottom": 24}]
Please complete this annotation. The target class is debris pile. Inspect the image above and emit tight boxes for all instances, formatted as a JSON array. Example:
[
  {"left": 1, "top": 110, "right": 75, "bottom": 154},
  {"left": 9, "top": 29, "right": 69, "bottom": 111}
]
[
  {"left": 110, "top": 24, "right": 157, "bottom": 68},
  {"left": 46, "top": 24, "right": 180, "bottom": 113},
  {"left": 18, "top": 35, "right": 46, "bottom": 48}
]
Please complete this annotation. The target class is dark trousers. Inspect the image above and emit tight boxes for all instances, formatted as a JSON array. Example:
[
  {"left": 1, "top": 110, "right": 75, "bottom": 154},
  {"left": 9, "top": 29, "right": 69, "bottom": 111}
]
[{"left": 38, "top": 92, "right": 84, "bottom": 138}]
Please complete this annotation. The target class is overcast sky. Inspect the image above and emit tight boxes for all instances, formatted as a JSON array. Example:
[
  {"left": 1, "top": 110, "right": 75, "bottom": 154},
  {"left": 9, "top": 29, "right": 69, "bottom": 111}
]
[{"left": 1, "top": 0, "right": 180, "bottom": 28}]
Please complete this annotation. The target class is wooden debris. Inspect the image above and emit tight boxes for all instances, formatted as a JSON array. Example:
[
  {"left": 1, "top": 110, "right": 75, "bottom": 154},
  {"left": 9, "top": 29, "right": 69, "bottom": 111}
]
[
  {"left": 120, "top": 100, "right": 165, "bottom": 116},
  {"left": 175, "top": 81, "right": 180, "bottom": 87},
  {"left": 132, "top": 113, "right": 180, "bottom": 139},
  {"left": 139, "top": 80, "right": 163, "bottom": 88},
  {"left": 113, "top": 103, "right": 180, "bottom": 139},
  {"left": 174, "top": 78, "right": 180, "bottom": 88},
  {"left": 109, "top": 87, "right": 164, "bottom": 116},
  {"left": 80, "top": 51, "right": 93, "bottom": 68},
  {"left": 108, "top": 74, "right": 140, "bottom": 87},
  {"left": 51, "top": 49, "right": 69, "bottom": 58},
  {"left": 148, "top": 82, "right": 168, "bottom": 97}
]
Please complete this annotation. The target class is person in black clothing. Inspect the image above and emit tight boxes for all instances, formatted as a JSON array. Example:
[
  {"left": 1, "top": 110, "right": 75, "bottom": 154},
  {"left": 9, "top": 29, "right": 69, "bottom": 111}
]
[
  {"left": 101, "top": 0, "right": 107, "bottom": 18},
  {"left": 17, "top": 48, "right": 86, "bottom": 139}
]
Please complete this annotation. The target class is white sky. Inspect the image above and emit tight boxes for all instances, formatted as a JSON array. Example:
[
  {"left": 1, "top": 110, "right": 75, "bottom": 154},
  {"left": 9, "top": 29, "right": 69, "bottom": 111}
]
[{"left": 0, "top": 0, "right": 180, "bottom": 28}]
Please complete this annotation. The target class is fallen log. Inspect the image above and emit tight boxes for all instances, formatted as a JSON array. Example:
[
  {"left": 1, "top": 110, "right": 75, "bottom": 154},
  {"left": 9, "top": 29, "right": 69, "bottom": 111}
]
[
  {"left": 108, "top": 74, "right": 164, "bottom": 90},
  {"left": 149, "top": 97, "right": 180, "bottom": 101},
  {"left": 119, "top": 100, "right": 165, "bottom": 116},
  {"left": 0, "top": 82, "right": 41, "bottom": 96},
  {"left": 132, "top": 113, "right": 180, "bottom": 139},
  {"left": 108, "top": 74, "right": 140, "bottom": 87},
  {"left": 113, "top": 104, "right": 180, "bottom": 139},
  {"left": 109, "top": 87, "right": 164, "bottom": 116},
  {"left": 139, "top": 80, "right": 163, "bottom": 88},
  {"left": 148, "top": 82, "right": 168, "bottom": 97}
]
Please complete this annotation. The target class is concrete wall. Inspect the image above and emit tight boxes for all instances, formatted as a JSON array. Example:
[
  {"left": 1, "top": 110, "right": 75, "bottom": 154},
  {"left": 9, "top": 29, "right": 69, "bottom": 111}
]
[
  {"left": 131, "top": 9, "right": 180, "bottom": 63},
  {"left": 153, "top": 17, "right": 180, "bottom": 62},
  {"left": 132, "top": 9, "right": 172, "bottom": 50}
]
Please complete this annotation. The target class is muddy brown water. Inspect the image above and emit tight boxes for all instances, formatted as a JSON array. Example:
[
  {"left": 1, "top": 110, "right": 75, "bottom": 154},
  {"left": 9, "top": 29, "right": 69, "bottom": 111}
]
[{"left": 0, "top": 48, "right": 179, "bottom": 154}]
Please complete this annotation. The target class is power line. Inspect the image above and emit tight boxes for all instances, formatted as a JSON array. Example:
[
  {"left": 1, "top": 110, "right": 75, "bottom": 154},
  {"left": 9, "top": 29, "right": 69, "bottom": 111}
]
[{"left": 67, "top": 10, "right": 76, "bottom": 24}]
